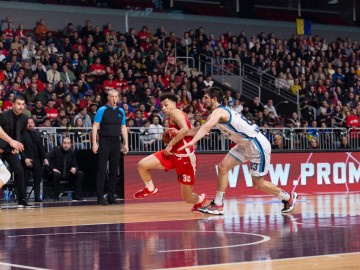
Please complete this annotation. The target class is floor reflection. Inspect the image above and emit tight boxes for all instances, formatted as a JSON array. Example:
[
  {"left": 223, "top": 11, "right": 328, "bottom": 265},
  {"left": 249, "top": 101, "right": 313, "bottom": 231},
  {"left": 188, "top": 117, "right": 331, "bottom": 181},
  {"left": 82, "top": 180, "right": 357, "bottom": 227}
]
[{"left": 0, "top": 194, "right": 359, "bottom": 269}]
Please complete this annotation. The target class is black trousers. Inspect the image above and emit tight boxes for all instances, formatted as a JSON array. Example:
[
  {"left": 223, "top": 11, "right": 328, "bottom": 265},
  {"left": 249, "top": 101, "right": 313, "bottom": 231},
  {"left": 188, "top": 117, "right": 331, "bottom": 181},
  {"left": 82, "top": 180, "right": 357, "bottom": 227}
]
[
  {"left": 24, "top": 158, "right": 43, "bottom": 200},
  {"left": 2, "top": 153, "right": 26, "bottom": 200},
  {"left": 96, "top": 137, "right": 121, "bottom": 197},
  {"left": 49, "top": 170, "right": 84, "bottom": 198}
]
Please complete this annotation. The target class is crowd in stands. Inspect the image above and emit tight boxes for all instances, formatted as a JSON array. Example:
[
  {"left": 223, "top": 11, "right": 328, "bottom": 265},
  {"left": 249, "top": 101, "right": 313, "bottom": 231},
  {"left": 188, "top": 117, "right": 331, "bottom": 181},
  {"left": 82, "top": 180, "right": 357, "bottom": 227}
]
[{"left": 0, "top": 15, "right": 359, "bottom": 151}]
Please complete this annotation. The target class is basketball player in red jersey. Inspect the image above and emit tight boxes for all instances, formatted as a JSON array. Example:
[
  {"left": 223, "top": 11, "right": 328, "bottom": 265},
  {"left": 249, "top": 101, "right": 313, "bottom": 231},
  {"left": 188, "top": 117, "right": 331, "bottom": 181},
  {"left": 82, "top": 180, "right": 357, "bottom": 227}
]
[{"left": 133, "top": 92, "right": 207, "bottom": 211}]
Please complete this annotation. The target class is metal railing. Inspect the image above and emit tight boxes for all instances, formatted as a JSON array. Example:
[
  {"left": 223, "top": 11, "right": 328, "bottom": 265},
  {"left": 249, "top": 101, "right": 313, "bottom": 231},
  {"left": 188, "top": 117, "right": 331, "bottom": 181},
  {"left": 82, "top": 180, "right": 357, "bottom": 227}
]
[
  {"left": 36, "top": 127, "right": 356, "bottom": 153},
  {"left": 242, "top": 64, "right": 297, "bottom": 104}
]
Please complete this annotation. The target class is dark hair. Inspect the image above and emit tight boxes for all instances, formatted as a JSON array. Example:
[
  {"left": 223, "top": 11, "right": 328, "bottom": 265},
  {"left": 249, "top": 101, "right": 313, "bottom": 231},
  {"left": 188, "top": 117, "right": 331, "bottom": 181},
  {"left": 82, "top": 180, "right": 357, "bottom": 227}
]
[
  {"left": 159, "top": 92, "right": 178, "bottom": 103},
  {"left": 204, "top": 86, "right": 224, "bottom": 103},
  {"left": 13, "top": 95, "right": 25, "bottom": 103}
]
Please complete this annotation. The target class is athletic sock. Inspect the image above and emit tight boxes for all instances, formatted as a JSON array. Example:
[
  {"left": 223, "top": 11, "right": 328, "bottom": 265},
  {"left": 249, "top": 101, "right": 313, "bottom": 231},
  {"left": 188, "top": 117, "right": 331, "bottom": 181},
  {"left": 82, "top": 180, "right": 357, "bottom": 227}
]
[
  {"left": 214, "top": 191, "right": 225, "bottom": 206},
  {"left": 277, "top": 190, "right": 291, "bottom": 201},
  {"left": 198, "top": 194, "right": 204, "bottom": 204},
  {"left": 145, "top": 180, "right": 155, "bottom": 192}
]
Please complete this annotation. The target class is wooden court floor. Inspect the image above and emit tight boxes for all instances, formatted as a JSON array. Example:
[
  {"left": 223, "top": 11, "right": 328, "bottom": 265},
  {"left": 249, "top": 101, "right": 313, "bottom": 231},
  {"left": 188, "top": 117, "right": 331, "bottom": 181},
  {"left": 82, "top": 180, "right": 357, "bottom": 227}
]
[{"left": 0, "top": 193, "right": 359, "bottom": 270}]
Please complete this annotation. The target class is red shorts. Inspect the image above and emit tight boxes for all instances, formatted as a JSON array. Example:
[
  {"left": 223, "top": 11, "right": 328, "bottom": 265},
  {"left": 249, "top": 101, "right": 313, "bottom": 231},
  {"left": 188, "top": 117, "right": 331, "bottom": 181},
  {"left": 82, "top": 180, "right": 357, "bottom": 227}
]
[{"left": 153, "top": 150, "right": 197, "bottom": 185}]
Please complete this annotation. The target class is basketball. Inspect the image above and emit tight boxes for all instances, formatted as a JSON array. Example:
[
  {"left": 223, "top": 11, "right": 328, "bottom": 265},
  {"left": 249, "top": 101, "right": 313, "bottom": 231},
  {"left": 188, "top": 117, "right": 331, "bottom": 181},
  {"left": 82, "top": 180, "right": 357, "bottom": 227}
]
[{"left": 162, "top": 130, "right": 172, "bottom": 145}]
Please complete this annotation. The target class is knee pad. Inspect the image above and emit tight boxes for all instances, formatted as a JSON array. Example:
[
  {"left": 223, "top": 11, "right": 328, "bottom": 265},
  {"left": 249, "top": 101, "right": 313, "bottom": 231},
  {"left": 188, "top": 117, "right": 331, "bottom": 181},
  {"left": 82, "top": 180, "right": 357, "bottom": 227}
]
[{"left": 0, "top": 162, "right": 11, "bottom": 185}]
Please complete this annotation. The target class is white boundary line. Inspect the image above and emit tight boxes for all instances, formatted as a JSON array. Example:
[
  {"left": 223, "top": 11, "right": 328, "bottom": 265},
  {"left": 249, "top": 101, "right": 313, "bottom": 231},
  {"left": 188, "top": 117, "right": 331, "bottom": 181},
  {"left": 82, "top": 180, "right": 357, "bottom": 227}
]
[
  {"left": 157, "top": 251, "right": 360, "bottom": 269},
  {"left": 8, "top": 230, "right": 271, "bottom": 252},
  {"left": 0, "top": 262, "right": 50, "bottom": 270}
]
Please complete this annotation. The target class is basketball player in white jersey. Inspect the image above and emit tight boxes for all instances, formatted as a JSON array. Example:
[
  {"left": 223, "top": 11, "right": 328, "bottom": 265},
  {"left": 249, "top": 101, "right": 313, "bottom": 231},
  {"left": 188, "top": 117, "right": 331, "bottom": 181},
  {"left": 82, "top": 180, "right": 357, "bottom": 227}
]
[
  {"left": 0, "top": 126, "right": 24, "bottom": 189},
  {"left": 180, "top": 87, "right": 297, "bottom": 215}
]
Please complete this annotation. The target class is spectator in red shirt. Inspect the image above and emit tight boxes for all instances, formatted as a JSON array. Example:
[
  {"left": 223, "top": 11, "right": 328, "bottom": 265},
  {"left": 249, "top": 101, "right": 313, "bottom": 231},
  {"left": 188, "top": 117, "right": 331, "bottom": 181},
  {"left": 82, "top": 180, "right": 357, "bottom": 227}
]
[
  {"left": 346, "top": 107, "right": 360, "bottom": 145},
  {"left": 45, "top": 100, "right": 58, "bottom": 123},
  {"left": 102, "top": 73, "right": 117, "bottom": 92},
  {"left": 115, "top": 72, "right": 129, "bottom": 93},
  {"left": 2, "top": 92, "right": 14, "bottom": 111},
  {"left": 4, "top": 22, "right": 15, "bottom": 41},
  {"left": 90, "top": 56, "right": 106, "bottom": 77},
  {"left": 138, "top": 26, "right": 150, "bottom": 42}
]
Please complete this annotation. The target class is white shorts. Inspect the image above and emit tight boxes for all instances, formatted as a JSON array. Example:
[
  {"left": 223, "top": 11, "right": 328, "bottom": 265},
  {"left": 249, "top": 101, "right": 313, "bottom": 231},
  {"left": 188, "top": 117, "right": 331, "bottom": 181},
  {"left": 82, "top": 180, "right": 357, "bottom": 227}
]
[
  {"left": 228, "top": 133, "right": 271, "bottom": 177},
  {"left": 0, "top": 159, "right": 11, "bottom": 185}
]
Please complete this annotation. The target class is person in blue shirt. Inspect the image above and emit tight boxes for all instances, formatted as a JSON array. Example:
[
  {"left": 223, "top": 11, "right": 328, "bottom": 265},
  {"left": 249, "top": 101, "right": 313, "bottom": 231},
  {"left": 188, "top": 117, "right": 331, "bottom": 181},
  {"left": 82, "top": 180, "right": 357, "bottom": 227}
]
[{"left": 92, "top": 90, "right": 128, "bottom": 205}]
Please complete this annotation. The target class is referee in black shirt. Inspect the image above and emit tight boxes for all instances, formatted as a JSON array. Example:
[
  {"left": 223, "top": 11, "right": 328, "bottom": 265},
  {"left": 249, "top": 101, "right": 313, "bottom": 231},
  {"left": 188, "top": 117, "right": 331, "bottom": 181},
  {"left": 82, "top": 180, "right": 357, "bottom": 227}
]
[{"left": 92, "top": 90, "right": 128, "bottom": 205}]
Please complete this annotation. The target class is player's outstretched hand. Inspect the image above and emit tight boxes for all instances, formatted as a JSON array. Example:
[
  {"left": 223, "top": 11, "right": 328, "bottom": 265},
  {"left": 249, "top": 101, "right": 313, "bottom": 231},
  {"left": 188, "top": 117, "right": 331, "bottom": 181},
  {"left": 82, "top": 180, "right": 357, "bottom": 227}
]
[
  {"left": 9, "top": 139, "right": 24, "bottom": 152},
  {"left": 179, "top": 141, "right": 194, "bottom": 151}
]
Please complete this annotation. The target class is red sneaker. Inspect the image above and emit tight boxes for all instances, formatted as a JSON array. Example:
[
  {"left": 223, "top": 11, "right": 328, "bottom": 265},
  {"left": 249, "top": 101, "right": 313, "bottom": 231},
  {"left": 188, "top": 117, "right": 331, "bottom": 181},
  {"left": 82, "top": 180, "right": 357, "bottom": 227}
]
[
  {"left": 133, "top": 186, "right": 159, "bottom": 199},
  {"left": 281, "top": 192, "right": 298, "bottom": 213},
  {"left": 191, "top": 193, "right": 207, "bottom": 211}
]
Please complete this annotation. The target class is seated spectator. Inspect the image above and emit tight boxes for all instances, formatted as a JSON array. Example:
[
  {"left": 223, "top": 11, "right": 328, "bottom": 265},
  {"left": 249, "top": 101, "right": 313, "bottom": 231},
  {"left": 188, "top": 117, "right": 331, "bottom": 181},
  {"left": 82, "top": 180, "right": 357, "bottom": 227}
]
[
  {"left": 274, "top": 72, "right": 288, "bottom": 90},
  {"left": 149, "top": 116, "right": 164, "bottom": 151},
  {"left": 87, "top": 103, "right": 98, "bottom": 123},
  {"left": 249, "top": 96, "right": 264, "bottom": 115},
  {"left": 2, "top": 92, "right": 14, "bottom": 111},
  {"left": 308, "top": 137, "right": 320, "bottom": 149},
  {"left": 46, "top": 137, "right": 84, "bottom": 200},
  {"left": 264, "top": 99, "right": 278, "bottom": 117},
  {"left": 272, "top": 134, "right": 288, "bottom": 150},
  {"left": 72, "top": 118, "right": 88, "bottom": 150},
  {"left": 37, "top": 117, "right": 55, "bottom": 151},
  {"left": 338, "top": 136, "right": 351, "bottom": 149},
  {"left": 35, "top": 18, "right": 49, "bottom": 41},
  {"left": 241, "top": 104, "right": 254, "bottom": 122},
  {"left": 46, "top": 63, "right": 61, "bottom": 85},
  {"left": 31, "top": 100, "right": 47, "bottom": 126},
  {"left": 10, "top": 36, "right": 23, "bottom": 55},
  {"left": 45, "top": 100, "right": 58, "bottom": 123},
  {"left": 60, "top": 64, "right": 76, "bottom": 87},
  {"left": 74, "top": 107, "right": 92, "bottom": 128},
  {"left": 139, "top": 120, "right": 156, "bottom": 151},
  {"left": 254, "top": 111, "right": 267, "bottom": 127},
  {"left": 90, "top": 56, "right": 106, "bottom": 78},
  {"left": 61, "top": 94, "right": 77, "bottom": 116},
  {"left": 69, "top": 85, "right": 83, "bottom": 107}
]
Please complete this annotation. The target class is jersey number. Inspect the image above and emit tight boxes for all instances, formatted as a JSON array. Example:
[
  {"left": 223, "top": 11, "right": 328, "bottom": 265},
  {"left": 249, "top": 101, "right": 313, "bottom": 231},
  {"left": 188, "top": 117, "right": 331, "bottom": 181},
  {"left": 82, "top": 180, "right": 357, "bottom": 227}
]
[
  {"left": 250, "top": 162, "right": 258, "bottom": 171},
  {"left": 182, "top": 175, "right": 191, "bottom": 182}
]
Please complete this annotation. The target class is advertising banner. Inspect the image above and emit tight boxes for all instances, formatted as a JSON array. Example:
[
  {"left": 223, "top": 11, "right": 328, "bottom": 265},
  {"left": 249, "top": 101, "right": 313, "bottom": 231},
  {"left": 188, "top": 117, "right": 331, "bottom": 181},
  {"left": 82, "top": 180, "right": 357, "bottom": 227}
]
[{"left": 124, "top": 152, "right": 360, "bottom": 200}]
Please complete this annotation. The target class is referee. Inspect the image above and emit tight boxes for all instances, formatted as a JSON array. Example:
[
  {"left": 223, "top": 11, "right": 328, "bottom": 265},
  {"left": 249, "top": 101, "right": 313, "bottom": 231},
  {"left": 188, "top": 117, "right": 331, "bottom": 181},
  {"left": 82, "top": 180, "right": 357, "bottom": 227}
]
[{"left": 92, "top": 90, "right": 128, "bottom": 205}]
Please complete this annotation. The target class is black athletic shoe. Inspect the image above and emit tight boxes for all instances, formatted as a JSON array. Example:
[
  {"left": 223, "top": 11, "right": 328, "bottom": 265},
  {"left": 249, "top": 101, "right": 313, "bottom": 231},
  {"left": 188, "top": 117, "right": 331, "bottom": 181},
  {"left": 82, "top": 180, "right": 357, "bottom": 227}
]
[
  {"left": 107, "top": 194, "right": 118, "bottom": 204},
  {"left": 18, "top": 199, "right": 32, "bottom": 207},
  {"left": 97, "top": 197, "right": 108, "bottom": 205}
]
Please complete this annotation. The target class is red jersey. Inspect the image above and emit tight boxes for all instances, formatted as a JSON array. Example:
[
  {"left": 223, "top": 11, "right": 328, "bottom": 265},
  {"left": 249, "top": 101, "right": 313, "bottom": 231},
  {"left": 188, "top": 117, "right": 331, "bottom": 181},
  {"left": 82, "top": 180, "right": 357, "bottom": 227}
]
[{"left": 169, "top": 110, "right": 194, "bottom": 154}]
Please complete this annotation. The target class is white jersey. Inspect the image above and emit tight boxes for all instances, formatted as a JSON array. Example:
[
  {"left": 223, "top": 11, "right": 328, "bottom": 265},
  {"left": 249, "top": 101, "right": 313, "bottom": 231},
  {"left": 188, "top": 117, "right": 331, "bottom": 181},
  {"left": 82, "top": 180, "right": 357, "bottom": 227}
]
[
  {"left": 214, "top": 105, "right": 271, "bottom": 177},
  {"left": 215, "top": 105, "right": 260, "bottom": 146}
]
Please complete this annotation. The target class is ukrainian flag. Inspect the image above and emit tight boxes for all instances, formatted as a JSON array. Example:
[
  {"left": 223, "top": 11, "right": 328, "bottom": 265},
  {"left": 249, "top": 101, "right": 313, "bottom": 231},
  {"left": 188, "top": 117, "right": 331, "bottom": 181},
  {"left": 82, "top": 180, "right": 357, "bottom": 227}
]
[{"left": 296, "top": 19, "right": 312, "bottom": 35}]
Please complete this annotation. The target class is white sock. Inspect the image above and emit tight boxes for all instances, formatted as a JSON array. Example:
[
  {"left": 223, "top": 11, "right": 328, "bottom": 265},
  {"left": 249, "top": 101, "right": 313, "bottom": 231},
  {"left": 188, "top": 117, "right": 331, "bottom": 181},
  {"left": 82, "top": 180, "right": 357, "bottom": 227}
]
[
  {"left": 277, "top": 190, "right": 290, "bottom": 201},
  {"left": 214, "top": 191, "right": 225, "bottom": 206},
  {"left": 198, "top": 194, "right": 204, "bottom": 204},
  {"left": 145, "top": 180, "right": 155, "bottom": 191}
]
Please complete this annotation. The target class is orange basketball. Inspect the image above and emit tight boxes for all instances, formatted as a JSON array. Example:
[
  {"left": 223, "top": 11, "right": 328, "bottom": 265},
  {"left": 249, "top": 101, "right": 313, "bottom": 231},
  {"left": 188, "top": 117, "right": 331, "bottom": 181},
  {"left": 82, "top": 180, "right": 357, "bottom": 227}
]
[{"left": 162, "top": 130, "right": 172, "bottom": 145}]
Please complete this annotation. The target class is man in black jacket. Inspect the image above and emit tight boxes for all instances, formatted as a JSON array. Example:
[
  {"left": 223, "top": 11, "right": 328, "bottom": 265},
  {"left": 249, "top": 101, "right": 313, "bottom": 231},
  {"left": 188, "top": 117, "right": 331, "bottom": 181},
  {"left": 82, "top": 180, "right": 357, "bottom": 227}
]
[
  {"left": 0, "top": 96, "right": 30, "bottom": 206},
  {"left": 21, "top": 118, "right": 48, "bottom": 202},
  {"left": 46, "top": 137, "right": 84, "bottom": 200}
]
